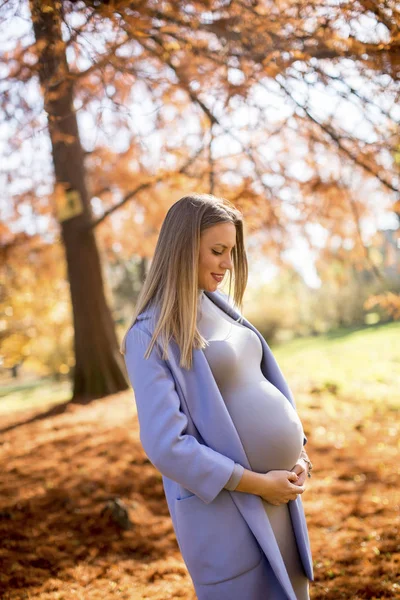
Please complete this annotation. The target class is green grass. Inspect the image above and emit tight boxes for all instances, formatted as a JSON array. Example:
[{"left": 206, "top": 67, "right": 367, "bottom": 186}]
[
  {"left": 270, "top": 321, "right": 400, "bottom": 414},
  {"left": 0, "top": 378, "right": 72, "bottom": 416},
  {"left": 1, "top": 321, "right": 399, "bottom": 418}
]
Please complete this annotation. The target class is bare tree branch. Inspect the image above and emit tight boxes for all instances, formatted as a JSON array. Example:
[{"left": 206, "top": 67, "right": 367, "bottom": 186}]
[{"left": 88, "top": 144, "right": 205, "bottom": 230}]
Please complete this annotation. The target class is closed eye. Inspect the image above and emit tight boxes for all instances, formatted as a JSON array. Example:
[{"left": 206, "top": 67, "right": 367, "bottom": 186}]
[{"left": 212, "top": 250, "right": 223, "bottom": 255}]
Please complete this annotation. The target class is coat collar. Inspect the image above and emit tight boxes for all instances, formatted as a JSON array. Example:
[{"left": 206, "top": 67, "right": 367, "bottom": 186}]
[{"left": 135, "top": 288, "right": 313, "bottom": 596}]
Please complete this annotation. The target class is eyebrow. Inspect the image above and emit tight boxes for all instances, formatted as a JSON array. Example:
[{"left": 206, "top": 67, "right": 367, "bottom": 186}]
[{"left": 214, "top": 243, "right": 235, "bottom": 249}]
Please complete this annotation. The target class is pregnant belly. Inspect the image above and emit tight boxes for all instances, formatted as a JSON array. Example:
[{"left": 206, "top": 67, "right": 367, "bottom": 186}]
[{"left": 224, "top": 380, "right": 304, "bottom": 473}]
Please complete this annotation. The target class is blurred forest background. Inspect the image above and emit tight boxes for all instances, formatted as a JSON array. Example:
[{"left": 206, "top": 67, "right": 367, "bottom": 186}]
[
  {"left": 1, "top": 0, "right": 399, "bottom": 397},
  {"left": 0, "top": 1, "right": 399, "bottom": 599}
]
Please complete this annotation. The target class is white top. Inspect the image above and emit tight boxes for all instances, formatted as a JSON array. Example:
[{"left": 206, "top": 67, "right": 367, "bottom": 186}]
[{"left": 197, "top": 290, "right": 304, "bottom": 491}]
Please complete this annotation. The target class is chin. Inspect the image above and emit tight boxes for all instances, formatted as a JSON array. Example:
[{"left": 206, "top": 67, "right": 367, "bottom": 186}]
[
  {"left": 200, "top": 282, "right": 214, "bottom": 292},
  {"left": 199, "top": 277, "right": 220, "bottom": 291}
]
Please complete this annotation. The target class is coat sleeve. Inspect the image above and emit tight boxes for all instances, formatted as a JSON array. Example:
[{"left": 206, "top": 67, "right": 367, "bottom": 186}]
[
  {"left": 224, "top": 462, "right": 245, "bottom": 491},
  {"left": 124, "top": 324, "right": 237, "bottom": 504}
]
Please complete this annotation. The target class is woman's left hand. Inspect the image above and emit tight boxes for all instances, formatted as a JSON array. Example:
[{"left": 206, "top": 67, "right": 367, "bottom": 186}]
[{"left": 291, "top": 458, "right": 309, "bottom": 487}]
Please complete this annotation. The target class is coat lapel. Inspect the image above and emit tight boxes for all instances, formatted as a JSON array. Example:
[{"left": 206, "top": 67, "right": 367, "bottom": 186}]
[{"left": 136, "top": 290, "right": 313, "bottom": 597}]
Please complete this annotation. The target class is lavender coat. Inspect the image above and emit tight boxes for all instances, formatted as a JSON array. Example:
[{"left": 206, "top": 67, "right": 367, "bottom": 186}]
[{"left": 124, "top": 289, "right": 314, "bottom": 600}]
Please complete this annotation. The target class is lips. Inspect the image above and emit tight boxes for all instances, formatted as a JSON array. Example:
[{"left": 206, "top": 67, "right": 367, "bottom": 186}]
[{"left": 211, "top": 273, "right": 224, "bottom": 282}]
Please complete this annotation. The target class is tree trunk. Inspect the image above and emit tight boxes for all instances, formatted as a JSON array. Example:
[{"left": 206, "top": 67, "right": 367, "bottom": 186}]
[{"left": 30, "top": 1, "right": 129, "bottom": 401}]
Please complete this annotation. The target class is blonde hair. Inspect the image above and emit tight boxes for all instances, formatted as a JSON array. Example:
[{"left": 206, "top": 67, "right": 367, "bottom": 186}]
[{"left": 119, "top": 193, "right": 248, "bottom": 369}]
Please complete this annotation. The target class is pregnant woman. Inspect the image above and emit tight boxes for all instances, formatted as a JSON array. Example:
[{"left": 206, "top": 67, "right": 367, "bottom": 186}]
[{"left": 121, "top": 193, "right": 314, "bottom": 600}]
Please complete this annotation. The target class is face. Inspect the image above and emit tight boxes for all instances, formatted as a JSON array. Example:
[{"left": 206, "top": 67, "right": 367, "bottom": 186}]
[{"left": 198, "top": 221, "right": 236, "bottom": 291}]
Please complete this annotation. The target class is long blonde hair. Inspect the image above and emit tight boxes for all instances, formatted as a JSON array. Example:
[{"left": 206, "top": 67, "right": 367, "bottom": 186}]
[{"left": 119, "top": 193, "right": 248, "bottom": 369}]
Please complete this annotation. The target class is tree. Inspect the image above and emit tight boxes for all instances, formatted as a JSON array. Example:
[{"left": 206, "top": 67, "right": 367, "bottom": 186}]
[
  {"left": 27, "top": 0, "right": 129, "bottom": 399},
  {"left": 1, "top": 0, "right": 399, "bottom": 399}
]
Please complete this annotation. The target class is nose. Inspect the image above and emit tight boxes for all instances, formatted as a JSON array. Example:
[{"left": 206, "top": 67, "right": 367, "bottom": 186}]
[{"left": 220, "top": 255, "right": 233, "bottom": 271}]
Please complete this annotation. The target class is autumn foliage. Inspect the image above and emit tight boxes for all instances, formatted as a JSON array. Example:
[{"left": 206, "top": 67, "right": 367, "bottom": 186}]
[{"left": 1, "top": 1, "right": 399, "bottom": 386}]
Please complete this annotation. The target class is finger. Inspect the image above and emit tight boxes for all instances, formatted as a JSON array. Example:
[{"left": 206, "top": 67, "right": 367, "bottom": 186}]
[
  {"left": 291, "top": 484, "right": 305, "bottom": 494},
  {"left": 292, "top": 478, "right": 304, "bottom": 486}
]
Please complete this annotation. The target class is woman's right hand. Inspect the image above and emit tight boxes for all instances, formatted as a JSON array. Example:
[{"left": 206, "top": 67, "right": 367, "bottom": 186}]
[{"left": 258, "top": 470, "right": 305, "bottom": 505}]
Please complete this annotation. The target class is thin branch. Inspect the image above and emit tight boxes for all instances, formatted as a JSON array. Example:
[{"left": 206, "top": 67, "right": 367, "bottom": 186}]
[
  {"left": 208, "top": 123, "right": 215, "bottom": 194},
  {"left": 312, "top": 65, "right": 398, "bottom": 124},
  {"left": 273, "top": 76, "right": 399, "bottom": 193},
  {"left": 140, "top": 34, "right": 219, "bottom": 125},
  {"left": 348, "top": 194, "right": 385, "bottom": 282},
  {"left": 87, "top": 144, "right": 205, "bottom": 230}
]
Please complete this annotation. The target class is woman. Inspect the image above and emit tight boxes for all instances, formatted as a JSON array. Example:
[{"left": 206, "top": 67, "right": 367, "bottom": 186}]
[{"left": 120, "top": 193, "right": 314, "bottom": 600}]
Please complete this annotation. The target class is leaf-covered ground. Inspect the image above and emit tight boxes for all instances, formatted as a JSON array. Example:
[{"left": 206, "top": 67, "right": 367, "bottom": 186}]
[{"left": 1, "top": 323, "right": 399, "bottom": 599}]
